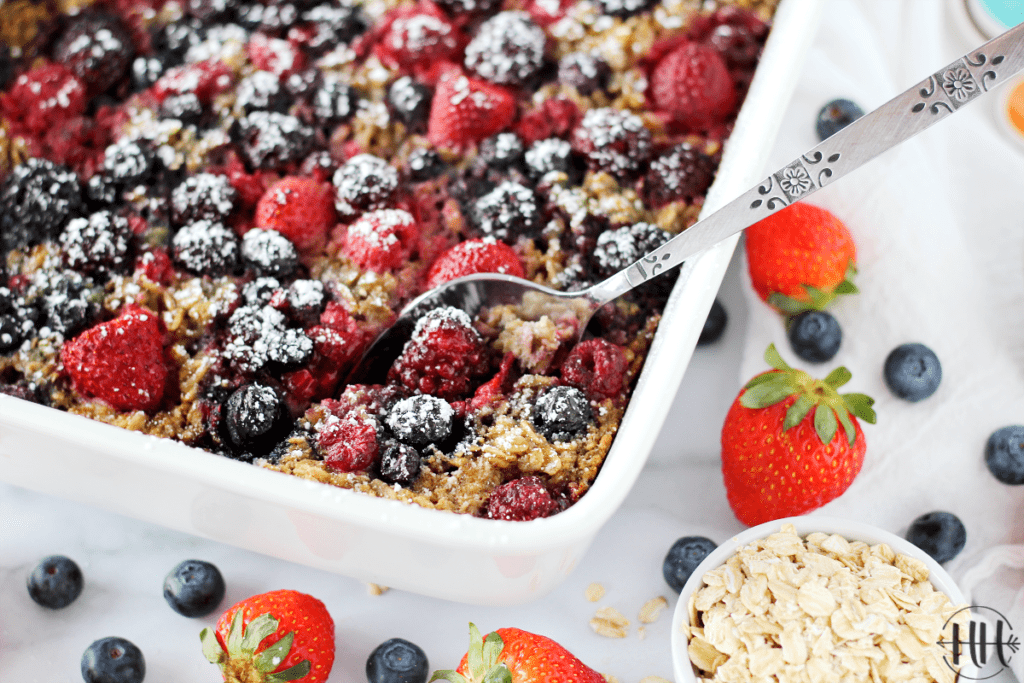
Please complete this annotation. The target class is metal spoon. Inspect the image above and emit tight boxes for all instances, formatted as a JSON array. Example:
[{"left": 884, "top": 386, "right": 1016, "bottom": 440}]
[{"left": 350, "top": 20, "right": 1024, "bottom": 384}]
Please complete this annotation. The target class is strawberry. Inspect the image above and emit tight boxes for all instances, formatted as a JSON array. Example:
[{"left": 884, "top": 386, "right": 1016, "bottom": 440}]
[
  {"left": 0, "top": 63, "right": 88, "bottom": 137},
  {"left": 425, "top": 238, "right": 524, "bottom": 289},
  {"left": 254, "top": 176, "right": 338, "bottom": 253},
  {"left": 342, "top": 208, "right": 420, "bottom": 273},
  {"left": 648, "top": 41, "right": 735, "bottom": 130},
  {"left": 427, "top": 67, "right": 517, "bottom": 149},
  {"left": 61, "top": 305, "right": 168, "bottom": 412},
  {"left": 744, "top": 202, "right": 858, "bottom": 314},
  {"left": 201, "top": 589, "right": 335, "bottom": 683},
  {"left": 721, "top": 344, "right": 876, "bottom": 527},
  {"left": 431, "top": 623, "right": 605, "bottom": 683}
]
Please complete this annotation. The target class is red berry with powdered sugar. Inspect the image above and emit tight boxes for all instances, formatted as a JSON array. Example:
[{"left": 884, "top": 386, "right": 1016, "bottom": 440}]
[
  {"left": 649, "top": 41, "right": 736, "bottom": 130},
  {"left": 254, "top": 176, "right": 337, "bottom": 253},
  {"left": 425, "top": 238, "right": 524, "bottom": 288},
  {"left": 342, "top": 209, "right": 420, "bottom": 273}
]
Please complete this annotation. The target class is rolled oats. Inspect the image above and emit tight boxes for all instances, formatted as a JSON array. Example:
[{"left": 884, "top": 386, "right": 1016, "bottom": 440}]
[
  {"left": 586, "top": 582, "right": 607, "bottom": 602},
  {"left": 639, "top": 596, "right": 669, "bottom": 624},
  {"left": 591, "top": 606, "right": 630, "bottom": 638}
]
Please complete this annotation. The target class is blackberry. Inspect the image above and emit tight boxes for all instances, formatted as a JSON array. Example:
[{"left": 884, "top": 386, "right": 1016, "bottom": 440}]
[
  {"left": 103, "top": 138, "right": 157, "bottom": 187},
  {"left": 170, "top": 173, "right": 238, "bottom": 226},
  {"left": 184, "top": 0, "right": 239, "bottom": 23},
  {"left": 816, "top": 98, "right": 864, "bottom": 141},
  {"left": 0, "top": 314, "right": 21, "bottom": 354},
  {"left": 312, "top": 79, "right": 358, "bottom": 126},
  {"left": 986, "top": 425, "right": 1024, "bottom": 485},
  {"left": 787, "top": 310, "right": 842, "bottom": 363},
  {"left": 60, "top": 211, "right": 133, "bottom": 279},
  {"left": 29, "top": 269, "right": 99, "bottom": 338},
  {"left": 477, "top": 133, "right": 525, "bottom": 172},
  {"left": 52, "top": 13, "right": 135, "bottom": 94},
  {"left": 434, "top": 0, "right": 501, "bottom": 17},
  {"left": 407, "top": 148, "right": 444, "bottom": 181},
  {"left": 471, "top": 181, "right": 542, "bottom": 241},
  {"left": 237, "top": 2, "right": 300, "bottom": 34},
  {"left": 697, "top": 299, "right": 727, "bottom": 346},
  {"left": 156, "top": 19, "right": 205, "bottom": 62},
  {"left": 235, "top": 71, "right": 287, "bottom": 113},
  {"left": 594, "top": 0, "right": 656, "bottom": 17},
  {"left": 386, "top": 395, "right": 454, "bottom": 447},
  {"left": 386, "top": 77, "right": 432, "bottom": 132},
  {"left": 131, "top": 55, "right": 167, "bottom": 91},
  {"left": 643, "top": 143, "right": 716, "bottom": 206},
  {"left": 378, "top": 440, "right": 422, "bottom": 485},
  {"left": 286, "top": 279, "right": 326, "bottom": 326},
  {"left": 905, "top": 511, "right": 966, "bottom": 564},
  {"left": 160, "top": 93, "right": 205, "bottom": 126},
  {"left": 558, "top": 52, "right": 610, "bottom": 95},
  {"left": 530, "top": 385, "right": 593, "bottom": 442},
  {"left": 708, "top": 20, "right": 764, "bottom": 69},
  {"left": 302, "top": 2, "right": 367, "bottom": 55},
  {"left": 0, "top": 159, "right": 84, "bottom": 252},
  {"left": 85, "top": 174, "right": 121, "bottom": 209},
  {"left": 0, "top": 44, "right": 13, "bottom": 91},
  {"left": 242, "top": 276, "right": 282, "bottom": 305},
  {"left": 171, "top": 220, "right": 240, "bottom": 276},
  {"left": 463, "top": 12, "right": 546, "bottom": 86},
  {"left": 301, "top": 150, "right": 336, "bottom": 178},
  {"left": 162, "top": 559, "right": 225, "bottom": 617},
  {"left": 366, "top": 638, "right": 430, "bottom": 683},
  {"left": 333, "top": 154, "right": 399, "bottom": 218},
  {"left": 241, "top": 228, "right": 299, "bottom": 278},
  {"left": 27, "top": 555, "right": 84, "bottom": 609},
  {"left": 593, "top": 222, "right": 669, "bottom": 277},
  {"left": 81, "top": 637, "right": 145, "bottom": 683},
  {"left": 223, "top": 304, "right": 314, "bottom": 372},
  {"left": 524, "top": 137, "right": 578, "bottom": 181},
  {"left": 284, "top": 68, "right": 321, "bottom": 100},
  {"left": 224, "top": 382, "right": 290, "bottom": 457},
  {"left": 572, "top": 107, "right": 652, "bottom": 179},
  {"left": 883, "top": 343, "right": 942, "bottom": 402},
  {"left": 0, "top": 287, "right": 33, "bottom": 354},
  {"left": 236, "top": 112, "right": 316, "bottom": 171},
  {"left": 662, "top": 536, "right": 717, "bottom": 593}
]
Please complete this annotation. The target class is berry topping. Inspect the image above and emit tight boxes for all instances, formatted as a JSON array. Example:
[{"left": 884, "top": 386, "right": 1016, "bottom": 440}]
[
  {"left": 103, "top": 138, "right": 156, "bottom": 187},
  {"left": 82, "top": 637, "right": 145, "bottom": 683},
  {"left": 426, "top": 69, "right": 516, "bottom": 149},
  {"left": 558, "top": 52, "right": 610, "bottom": 94},
  {"left": 464, "top": 11, "right": 546, "bottom": 86},
  {"left": 171, "top": 173, "right": 238, "bottom": 226},
  {"left": 319, "top": 410, "right": 380, "bottom": 472},
  {"left": 0, "top": 159, "right": 84, "bottom": 252},
  {"left": 486, "top": 476, "right": 557, "bottom": 521},
  {"left": 235, "top": 71, "right": 286, "bottom": 113},
  {"left": 255, "top": 176, "right": 337, "bottom": 252},
  {"left": 61, "top": 304, "right": 167, "bottom": 412},
  {"left": 530, "top": 385, "right": 593, "bottom": 442},
  {"left": 697, "top": 299, "right": 728, "bottom": 346},
  {"left": 332, "top": 154, "right": 400, "bottom": 218},
  {"left": 172, "top": 220, "right": 240, "bottom": 276},
  {"left": 0, "top": 64, "right": 88, "bottom": 137},
  {"left": 52, "top": 13, "right": 135, "bottom": 94},
  {"left": 560, "top": 338, "right": 628, "bottom": 400},
  {"left": 163, "top": 559, "right": 226, "bottom": 618},
  {"left": 592, "top": 222, "right": 669, "bottom": 277},
  {"left": 378, "top": 441, "right": 422, "bottom": 485},
  {"left": 816, "top": 98, "right": 864, "bottom": 141},
  {"left": 642, "top": 142, "right": 716, "bottom": 206},
  {"left": 386, "top": 394, "right": 454, "bottom": 446},
  {"left": 223, "top": 304, "right": 314, "bottom": 372},
  {"left": 343, "top": 208, "right": 419, "bottom": 273},
  {"left": 662, "top": 536, "right": 717, "bottom": 593},
  {"left": 241, "top": 229, "right": 299, "bottom": 278},
  {"left": 986, "top": 425, "right": 1024, "bottom": 485},
  {"left": 312, "top": 78, "right": 358, "bottom": 126},
  {"left": 27, "top": 555, "right": 84, "bottom": 609},
  {"left": 905, "top": 511, "right": 966, "bottom": 564},
  {"left": 471, "top": 181, "right": 542, "bottom": 241},
  {"left": 787, "top": 310, "right": 842, "bottom": 363},
  {"left": 225, "top": 382, "right": 290, "bottom": 457},
  {"left": 883, "top": 343, "right": 942, "bottom": 402},
  {"left": 367, "top": 638, "right": 430, "bottom": 683},
  {"left": 60, "top": 210, "right": 133, "bottom": 278},
  {"left": 425, "top": 237, "right": 524, "bottom": 288},
  {"left": 235, "top": 111, "right": 315, "bottom": 170},
  {"left": 386, "top": 77, "right": 433, "bottom": 131},
  {"left": 523, "top": 137, "right": 576, "bottom": 181},
  {"left": 571, "top": 107, "right": 652, "bottom": 179},
  {"left": 389, "top": 306, "right": 491, "bottom": 400},
  {"left": 649, "top": 41, "right": 735, "bottom": 130}
]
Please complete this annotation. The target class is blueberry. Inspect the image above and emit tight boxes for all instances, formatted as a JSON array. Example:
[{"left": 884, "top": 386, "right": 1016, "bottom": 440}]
[
  {"left": 905, "top": 511, "right": 966, "bottom": 564},
  {"left": 81, "top": 637, "right": 146, "bottom": 683},
  {"left": 386, "top": 395, "right": 454, "bottom": 447},
  {"left": 883, "top": 343, "right": 941, "bottom": 401},
  {"left": 531, "top": 386, "right": 593, "bottom": 442},
  {"left": 985, "top": 425, "right": 1024, "bottom": 485},
  {"left": 816, "top": 98, "right": 864, "bottom": 141},
  {"left": 241, "top": 228, "right": 299, "bottom": 279},
  {"left": 406, "top": 149, "right": 444, "bottom": 182},
  {"left": 386, "top": 77, "right": 431, "bottom": 132},
  {"left": 366, "top": 637, "right": 430, "bottom": 683},
  {"left": 224, "top": 383, "right": 290, "bottom": 457},
  {"left": 663, "top": 536, "right": 717, "bottom": 593},
  {"left": 697, "top": 299, "right": 727, "bottom": 346},
  {"left": 162, "top": 559, "right": 225, "bottom": 617},
  {"left": 27, "top": 555, "right": 84, "bottom": 609},
  {"left": 378, "top": 441, "right": 422, "bottom": 485},
  {"left": 787, "top": 310, "right": 841, "bottom": 363}
]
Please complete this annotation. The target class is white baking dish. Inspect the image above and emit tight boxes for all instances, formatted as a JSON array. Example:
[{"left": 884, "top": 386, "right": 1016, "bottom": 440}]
[{"left": 0, "top": 0, "right": 822, "bottom": 606}]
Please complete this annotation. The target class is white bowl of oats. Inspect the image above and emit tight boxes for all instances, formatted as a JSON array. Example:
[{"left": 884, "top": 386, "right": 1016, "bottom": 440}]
[{"left": 671, "top": 517, "right": 973, "bottom": 683}]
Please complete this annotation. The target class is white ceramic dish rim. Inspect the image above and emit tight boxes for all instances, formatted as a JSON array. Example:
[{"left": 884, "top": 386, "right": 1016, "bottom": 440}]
[
  {"left": 0, "top": 0, "right": 824, "bottom": 558},
  {"left": 670, "top": 515, "right": 973, "bottom": 683}
]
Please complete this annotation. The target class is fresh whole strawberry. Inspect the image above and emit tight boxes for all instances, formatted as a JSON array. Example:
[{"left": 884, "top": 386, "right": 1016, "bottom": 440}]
[
  {"left": 427, "top": 67, "right": 516, "bottom": 149},
  {"left": 425, "top": 238, "right": 524, "bottom": 289},
  {"left": 201, "top": 589, "right": 335, "bottom": 683},
  {"left": 255, "top": 176, "right": 338, "bottom": 253},
  {"left": 745, "top": 202, "right": 858, "bottom": 313},
  {"left": 431, "top": 623, "right": 605, "bottom": 683},
  {"left": 649, "top": 41, "right": 735, "bottom": 130},
  {"left": 721, "top": 344, "right": 876, "bottom": 526},
  {"left": 60, "top": 304, "right": 168, "bottom": 412}
]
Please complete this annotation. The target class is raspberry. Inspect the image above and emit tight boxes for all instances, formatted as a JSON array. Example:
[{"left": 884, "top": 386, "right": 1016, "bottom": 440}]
[
  {"left": 246, "top": 31, "right": 307, "bottom": 76},
  {"left": 426, "top": 68, "right": 516, "bottom": 149},
  {"left": 642, "top": 142, "right": 716, "bottom": 206},
  {"left": 0, "top": 64, "right": 88, "bottom": 138},
  {"left": 560, "top": 339, "right": 628, "bottom": 400},
  {"left": 388, "top": 306, "right": 491, "bottom": 400},
  {"left": 530, "top": 385, "right": 593, "bottom": 442},
  {"left": 60, "top": 210, "right": 133, "bottom": 279},
  {"left": 255, "top": 176, "right": 337, "bottom": 252},
  {"left": 592, "top": 222, "right": 669, "bottom": 277},
  {"left": 471, "top": 181, "right": 542, "bottom": 241},
  {"left": 332, "top": 154, "right": 399, "bottom": 218},
  {"left": 52, "top": 13, "right": 135, "bottom": 94},
  {"left": 571, "top": 107, "right": 652, "bottom": 179},
  {"left": 61, "top": 304, "right": 167, "bottom": 412},
  {"left": 135, "top": 248, "right": 174, "bottom": 285},
  {"left": 463, "top": 12, "right": 545, "bottom": 86},
  {"left": 558, "top": 53, "right": 610, "bottom": 95},
  {"left": 235, "top": 111, "right": 315, "bottom": 170},
  {"left": 426, "top": 238, "right": 524, "bottom": 288},
  {"left": 0, "top": 159, "right": 84, "bottom": 252},
  {"left": 318, "top": 411, "right": 379, "bottom": 472},
  {"left": 513, "top": 97, "right": 580, "bottom": 145},
  {"left": 171, "top": 172, "right": 239, "bottom": 226},
  {"left": 486, "top": 476, "right": 557, "bottom": 521},
  {"left": 171, "top": 220, "right": 240, "bottom": 276},
  {"left": 241, "top": 228, "right": 299, "bottom": 278},
  {"left": 649, "top": 41, "right": 735, "bottom": 130},
  {"left": 152, "top": 60, "right": 235, "bottom": 105},
  {"left": 343, "top": 209, "right": 419, "bottom": 273},
  {"left": 375, "top": 2, "right": 461, "bottom": 71}
]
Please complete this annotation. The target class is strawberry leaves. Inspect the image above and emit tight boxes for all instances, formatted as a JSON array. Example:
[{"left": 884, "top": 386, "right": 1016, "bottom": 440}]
[
  {"left": 201, "top": 610, "right": 311, "bottom": 683},
  {"left": 768, "top": 261, "right": 859, "bottom": 315},
  {"left": 430, "top": 624, "right": 511, "bottom": 683}
]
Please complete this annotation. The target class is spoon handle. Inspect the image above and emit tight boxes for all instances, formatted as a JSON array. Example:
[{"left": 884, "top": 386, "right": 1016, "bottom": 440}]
[{"left": 594, "top": 19, "right": 1024, "bottom": 304}]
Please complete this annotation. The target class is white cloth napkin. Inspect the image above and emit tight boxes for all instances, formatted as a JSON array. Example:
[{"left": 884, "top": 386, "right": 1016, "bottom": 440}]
[{"left": 737, "top": 1, "right": 1024, "bottom": 672}]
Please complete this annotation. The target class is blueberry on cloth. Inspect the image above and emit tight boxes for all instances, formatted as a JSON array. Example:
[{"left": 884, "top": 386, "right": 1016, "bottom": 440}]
[
  {"left": 27, "top": 555, "right": 84, "bottom": 608},
  {"left": 697, "top": 299, "right": 727, "bottom": 346},
  {"left": 905, "top": 511, "right": 966, "bottom": 564},
  {"left": 81, "top": 637, "right": 146, "bottom": 683},
  {"left": 367, "top": 637, "right": 430, "bottom": 683},
  {"left": 787, "top": 310, "right": 841, "bottom": 363},
  {"left": 985, "top": 425, "right": 1024, "bottom": 485},
  {"left": 816, "top": 98, "right": 864, "bottom": 141},
  {"left": 663, "top": 536, "right": 717, "bottom": 593},
  {"left": 883, "top": 342, "right": 941, "bottom": 401},
  {"left": 163, "top": 559, "right": 225, "bottom": 617}
]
